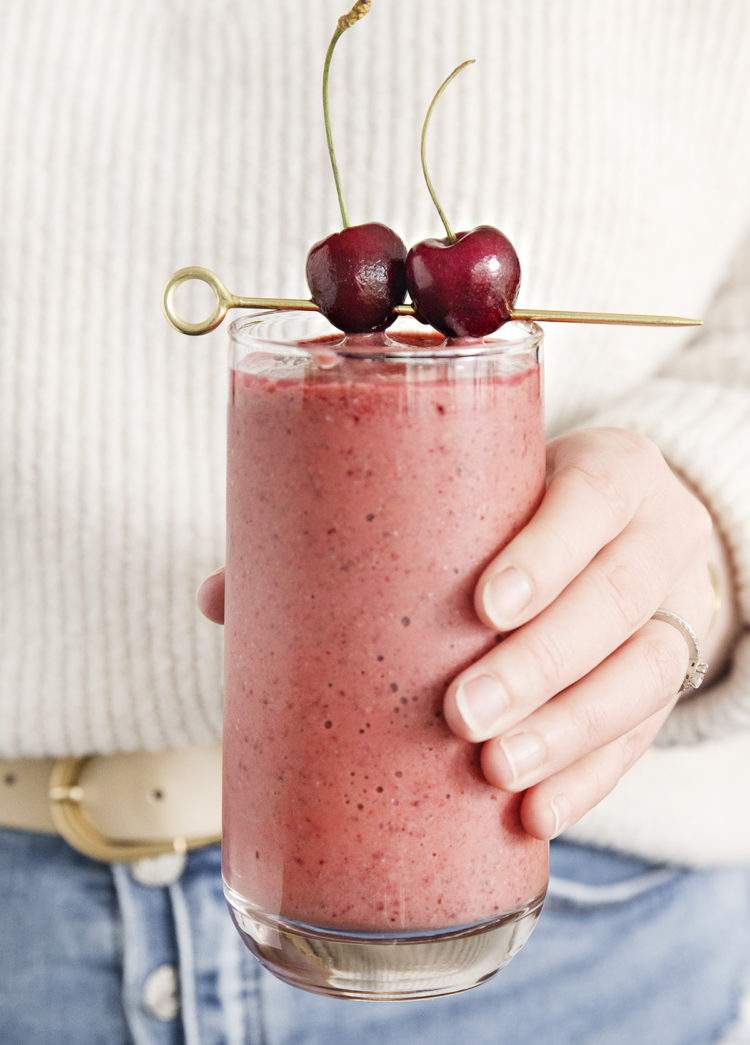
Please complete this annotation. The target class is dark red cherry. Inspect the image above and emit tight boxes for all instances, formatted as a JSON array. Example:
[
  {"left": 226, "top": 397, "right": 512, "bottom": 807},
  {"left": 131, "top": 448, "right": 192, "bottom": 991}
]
[
  {"left": 306, "top": 222, "right": 407, "bottom": 334},
  {"left": 406, "top": 225, "right": 521, "bottom": 338}
]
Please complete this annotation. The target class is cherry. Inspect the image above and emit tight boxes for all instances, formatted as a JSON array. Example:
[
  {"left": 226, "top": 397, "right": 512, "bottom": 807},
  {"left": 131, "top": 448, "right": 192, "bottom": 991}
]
[
  {"left": 307, "top": 223, "right": 407, "bottom": 333},
  {"left": 406, "top": 226, "right": 520, "bottom": 338},
  {"left": 406, "top": 59, "right": 521, "bottom": 338},
  {"left": 305, "top": 1, "right": 406, "bottom": 334}
]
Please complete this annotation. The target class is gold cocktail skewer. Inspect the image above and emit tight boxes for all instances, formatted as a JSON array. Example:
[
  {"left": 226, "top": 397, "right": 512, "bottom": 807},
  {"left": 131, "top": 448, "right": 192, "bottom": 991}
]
[{"left": 162, "top": 266, "right": 701, "bottom": 336}]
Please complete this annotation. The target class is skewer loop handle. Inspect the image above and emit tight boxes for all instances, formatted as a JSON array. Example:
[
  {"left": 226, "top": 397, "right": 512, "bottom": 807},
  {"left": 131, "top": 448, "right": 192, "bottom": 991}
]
[{"left": 161, "top": 266, "right": 234, "bottom": 335}]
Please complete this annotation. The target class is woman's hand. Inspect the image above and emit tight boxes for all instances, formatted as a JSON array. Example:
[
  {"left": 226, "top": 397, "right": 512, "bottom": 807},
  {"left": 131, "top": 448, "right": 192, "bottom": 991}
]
[
  {"left": 198, "top": 426, "right": 731, "bottom": 843},
  {"left": 443, "top": 426, "right": 719, "bottom": 841}
]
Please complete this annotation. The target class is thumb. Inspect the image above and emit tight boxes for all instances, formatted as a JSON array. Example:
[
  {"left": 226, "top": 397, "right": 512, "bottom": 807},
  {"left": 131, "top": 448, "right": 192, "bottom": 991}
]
[{"left": 197, "top": 567, "right": 226, "bottom": 625}]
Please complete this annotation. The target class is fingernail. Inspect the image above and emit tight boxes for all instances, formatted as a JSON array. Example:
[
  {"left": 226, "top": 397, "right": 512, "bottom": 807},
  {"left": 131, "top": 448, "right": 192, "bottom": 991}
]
[
  {"left": 484, "top": 567, "right": 533, "bottom": 625},
  {"left": 549, "top": 794, "right": 572, "bottom": 837},
  {"left": 456, "top": 674, "right": 509, "bottom": 737},
  {"left": 497, "top": 731, "right": 545, "bottom": 786}
]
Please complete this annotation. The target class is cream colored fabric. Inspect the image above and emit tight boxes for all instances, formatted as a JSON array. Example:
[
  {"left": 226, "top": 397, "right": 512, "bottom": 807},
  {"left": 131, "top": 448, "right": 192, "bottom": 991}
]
[
  {"left": 2, "top": 0, "right": 750, "bottom": 864},
  {"left": 564, "top": 732, "right": 750, "bottom": 867}
]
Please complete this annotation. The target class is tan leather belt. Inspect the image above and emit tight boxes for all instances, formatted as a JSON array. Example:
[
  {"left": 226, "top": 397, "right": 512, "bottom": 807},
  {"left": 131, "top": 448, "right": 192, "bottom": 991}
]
[{"left": 0, "top": 745, "right": 222, "bottom": 863}]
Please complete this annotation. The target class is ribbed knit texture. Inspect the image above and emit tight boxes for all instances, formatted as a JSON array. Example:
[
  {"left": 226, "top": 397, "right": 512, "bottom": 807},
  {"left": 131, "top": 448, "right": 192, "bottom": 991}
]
[{"left": 2, "top": 0, "right": 750, "bottom": 861}]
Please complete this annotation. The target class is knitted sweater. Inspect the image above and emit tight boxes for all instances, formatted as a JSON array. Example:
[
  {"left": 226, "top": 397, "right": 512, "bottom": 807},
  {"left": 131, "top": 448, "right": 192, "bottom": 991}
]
[{"left": 2, "top": 0, "right": 750, "bottom": 866}]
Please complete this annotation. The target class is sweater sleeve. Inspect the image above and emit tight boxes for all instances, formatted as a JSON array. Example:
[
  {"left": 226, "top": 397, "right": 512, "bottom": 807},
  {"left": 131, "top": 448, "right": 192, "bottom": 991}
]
[
  {"left": 563, "top": 231, "right": 750, "bottom": 867},
  {"left": 582, "top": 228, "right": 750, "bottom": 747},
  {"left": 562, "top": 731, "right": 750, "bottom": 866}
]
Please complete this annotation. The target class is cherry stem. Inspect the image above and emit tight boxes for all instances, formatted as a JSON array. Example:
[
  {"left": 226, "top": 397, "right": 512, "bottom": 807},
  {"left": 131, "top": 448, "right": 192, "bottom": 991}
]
[
  {"left": 420, "top": 58, "right": 476, "bottom": 244},
  {"left": 323, "top": 1, "right": 372, "bottom": 229}
]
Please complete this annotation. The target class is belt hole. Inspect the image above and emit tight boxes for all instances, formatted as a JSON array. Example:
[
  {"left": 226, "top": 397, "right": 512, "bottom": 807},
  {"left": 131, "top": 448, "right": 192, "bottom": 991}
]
[
  {"left": 148, "top": 788, "right": 165, "bottom": 803},
  {"left": 3, "top": 773, "right": 16, "bottom": 787}
]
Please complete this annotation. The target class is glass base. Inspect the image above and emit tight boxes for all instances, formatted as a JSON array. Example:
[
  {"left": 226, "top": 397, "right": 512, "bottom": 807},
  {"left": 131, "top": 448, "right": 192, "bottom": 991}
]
[{"left": 224, "top": 883, "right": 546, "bottom": 1001}]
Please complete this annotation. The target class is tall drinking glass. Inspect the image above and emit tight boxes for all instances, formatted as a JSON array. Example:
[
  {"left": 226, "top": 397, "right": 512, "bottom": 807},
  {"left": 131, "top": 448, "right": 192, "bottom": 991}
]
[{"left": 222, "top": 311, "right": 548, "bottom": 1000}]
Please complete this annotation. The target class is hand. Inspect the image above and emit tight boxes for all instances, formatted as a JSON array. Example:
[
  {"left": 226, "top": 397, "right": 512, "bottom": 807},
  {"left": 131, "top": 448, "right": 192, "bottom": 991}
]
[
  {"left": 198, "top": 428, "right": 724, "bottom": 842},
  {"left": 443, "top": 427, "right": 718, "bottom": 841}
]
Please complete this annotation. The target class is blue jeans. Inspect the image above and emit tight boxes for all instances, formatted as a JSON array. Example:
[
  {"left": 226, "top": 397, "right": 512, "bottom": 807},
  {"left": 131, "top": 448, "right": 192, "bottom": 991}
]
[{"left": 0, "top": 827, "right": 748, "bottom": 1045}]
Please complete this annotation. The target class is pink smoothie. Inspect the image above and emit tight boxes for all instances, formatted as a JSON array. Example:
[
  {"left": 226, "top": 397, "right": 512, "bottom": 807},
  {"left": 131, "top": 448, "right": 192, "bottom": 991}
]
[{"left": 223, "top": 333, "right": 548, "bottom": 933}]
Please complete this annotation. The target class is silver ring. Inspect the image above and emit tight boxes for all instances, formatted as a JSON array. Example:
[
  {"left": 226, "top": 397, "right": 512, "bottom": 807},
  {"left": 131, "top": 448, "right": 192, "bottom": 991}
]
[{"left": 651, "top": 609, "right": 709, "bottom": 694}]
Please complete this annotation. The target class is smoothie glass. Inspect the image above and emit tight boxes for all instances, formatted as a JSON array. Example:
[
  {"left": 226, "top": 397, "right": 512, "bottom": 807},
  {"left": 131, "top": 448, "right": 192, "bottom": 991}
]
[{"left": 222, "top": 310, "right": 548, "bottom": 1000}]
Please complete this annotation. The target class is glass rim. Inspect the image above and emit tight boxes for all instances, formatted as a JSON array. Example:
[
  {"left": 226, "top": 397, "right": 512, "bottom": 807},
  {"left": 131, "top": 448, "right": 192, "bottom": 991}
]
[{"left": 228, "top": 310, "right": 543, "bottom": 361}]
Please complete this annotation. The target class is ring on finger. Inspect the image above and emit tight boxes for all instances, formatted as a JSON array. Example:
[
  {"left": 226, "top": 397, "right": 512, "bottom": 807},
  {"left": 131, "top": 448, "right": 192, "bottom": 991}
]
[{"left": 651, "top": 609, "right": 709, "bottom": 694}]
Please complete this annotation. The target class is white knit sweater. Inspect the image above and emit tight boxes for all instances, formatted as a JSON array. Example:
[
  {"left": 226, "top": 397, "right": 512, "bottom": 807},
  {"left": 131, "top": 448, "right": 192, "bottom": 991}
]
[{"left": 2, "top": 0, "right": 750, "bottom": 866}]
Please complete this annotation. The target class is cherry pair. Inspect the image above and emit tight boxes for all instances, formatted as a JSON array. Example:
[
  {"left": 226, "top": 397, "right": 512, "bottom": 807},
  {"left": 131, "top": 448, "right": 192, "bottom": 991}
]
[
  {"left": 307, "top": 8, "right": 518, "bottom": 339},
  {"left": 306, "top": 222, "right": 521, "bottom": 338}
]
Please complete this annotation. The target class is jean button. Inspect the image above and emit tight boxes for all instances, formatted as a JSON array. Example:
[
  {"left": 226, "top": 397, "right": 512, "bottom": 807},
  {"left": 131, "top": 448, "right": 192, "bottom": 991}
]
[
  {"left": 142, "top": 963, "right": 180, "bottom": 1022},
  {"left": 130, "top": 852, "right": 186, "bottom": 886}
]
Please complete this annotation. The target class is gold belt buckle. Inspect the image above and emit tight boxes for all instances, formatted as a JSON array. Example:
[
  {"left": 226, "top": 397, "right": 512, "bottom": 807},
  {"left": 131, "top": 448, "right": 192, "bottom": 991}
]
[{"left": 48, "top": 757, "right": 221, "bottom": 863}]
